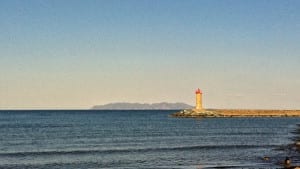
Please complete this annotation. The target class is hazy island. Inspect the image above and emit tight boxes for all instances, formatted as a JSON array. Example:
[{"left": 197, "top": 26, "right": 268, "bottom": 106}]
[{"left": 92, "top": 102, "right": 193, "bottom": 110}]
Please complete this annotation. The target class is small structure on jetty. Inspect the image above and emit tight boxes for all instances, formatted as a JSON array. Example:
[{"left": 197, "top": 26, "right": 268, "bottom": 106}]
[{"left": 172, "top": 88, "right": 221, "bottom": 117}]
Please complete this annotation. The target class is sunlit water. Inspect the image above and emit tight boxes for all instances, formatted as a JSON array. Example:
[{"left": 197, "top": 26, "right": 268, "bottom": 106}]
[{"left": 0, "top": 110, "right": 299, "bottom": 168}]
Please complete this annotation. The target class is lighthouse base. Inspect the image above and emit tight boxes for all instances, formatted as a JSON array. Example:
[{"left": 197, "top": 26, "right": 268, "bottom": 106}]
[{"left": 172, "top": 109, "right": 222, "bottom": 118}]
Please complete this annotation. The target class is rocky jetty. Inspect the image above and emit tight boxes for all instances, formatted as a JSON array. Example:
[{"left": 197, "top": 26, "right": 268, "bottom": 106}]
[
  {"left": 172, "top": 109, "right": 223, "bottom": 118},
  {"left": 172, "top": 109, "right": 300, "bottom": 118}
]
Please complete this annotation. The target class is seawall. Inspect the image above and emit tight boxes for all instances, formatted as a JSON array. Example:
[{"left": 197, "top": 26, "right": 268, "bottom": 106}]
[{"left": 172, "top": 109, "right": 300, "bottom": 118}]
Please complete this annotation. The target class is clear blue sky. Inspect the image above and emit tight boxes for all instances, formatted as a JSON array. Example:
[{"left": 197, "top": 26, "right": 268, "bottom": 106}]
[{"left": 1, "top": 0, "right": 300, "bottom": 109}]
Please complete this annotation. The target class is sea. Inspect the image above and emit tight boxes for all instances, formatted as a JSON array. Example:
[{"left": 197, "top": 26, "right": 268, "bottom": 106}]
[{"left": 0, "top": 110, "right": 300, "bottom": 169}]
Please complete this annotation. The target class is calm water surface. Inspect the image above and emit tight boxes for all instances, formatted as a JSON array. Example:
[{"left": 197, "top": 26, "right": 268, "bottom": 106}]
[{"left": 0, "top": 110, "right": 299, "bottom": 168}]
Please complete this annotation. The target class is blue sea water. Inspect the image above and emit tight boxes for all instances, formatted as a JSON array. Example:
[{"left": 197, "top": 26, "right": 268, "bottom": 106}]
[{"left": 0, "top": 110, "right": 299, "bottom": 169}]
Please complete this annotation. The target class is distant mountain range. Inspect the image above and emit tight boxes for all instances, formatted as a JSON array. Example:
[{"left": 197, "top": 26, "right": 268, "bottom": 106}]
[{"left": 92, "top": 102, "right": 193, "bottom": 110}]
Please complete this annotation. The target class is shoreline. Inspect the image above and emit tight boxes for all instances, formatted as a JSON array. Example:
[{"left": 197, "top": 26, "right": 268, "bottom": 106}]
[{"left": 171, "top": 109, "right": 300, "bottom": 118}]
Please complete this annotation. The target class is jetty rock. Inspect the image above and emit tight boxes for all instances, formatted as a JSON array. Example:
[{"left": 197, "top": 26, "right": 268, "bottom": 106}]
[{"left": 172, "top": 109, "right": 223, "bottom": 118}]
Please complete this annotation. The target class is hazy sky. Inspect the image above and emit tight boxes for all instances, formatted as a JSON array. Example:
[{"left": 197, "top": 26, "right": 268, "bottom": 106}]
[{"left": 1, "top": 0, "right": 300, "bottom": 109}]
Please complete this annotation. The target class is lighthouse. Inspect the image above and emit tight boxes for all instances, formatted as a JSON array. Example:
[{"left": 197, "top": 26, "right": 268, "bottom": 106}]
[{"left": 195, "top": 88, "right": 203, "bottom": 110}]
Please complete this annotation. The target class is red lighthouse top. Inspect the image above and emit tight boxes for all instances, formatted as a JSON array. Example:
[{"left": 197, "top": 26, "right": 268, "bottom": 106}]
[{"left": 195, "top": 88, "right": 202, "bottom": 94}]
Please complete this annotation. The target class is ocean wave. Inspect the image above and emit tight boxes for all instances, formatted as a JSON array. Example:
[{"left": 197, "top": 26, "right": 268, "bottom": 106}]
[{"left": 0, "top": 144, "right": 278, "bottom": 157}]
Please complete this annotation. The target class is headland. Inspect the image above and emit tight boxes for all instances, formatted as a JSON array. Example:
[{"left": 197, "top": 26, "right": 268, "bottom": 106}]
[
  {"left": 92, "top": 102, "right": 193, "bottom": 110},
  {"left": 172, "top": 109, "right": 300, "bottom": 118}
]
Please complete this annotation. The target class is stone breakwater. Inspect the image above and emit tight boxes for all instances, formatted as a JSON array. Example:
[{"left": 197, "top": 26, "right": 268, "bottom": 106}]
[{"left": 172, "top": 109, "right": 300, "bottom": 118}]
